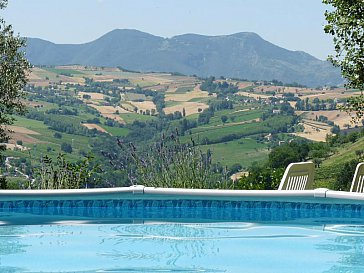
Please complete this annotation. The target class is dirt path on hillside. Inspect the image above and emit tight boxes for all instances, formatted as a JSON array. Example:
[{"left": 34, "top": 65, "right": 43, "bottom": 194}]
[{"left": 82, "top": 123, "right": 110, "bottom": 134}]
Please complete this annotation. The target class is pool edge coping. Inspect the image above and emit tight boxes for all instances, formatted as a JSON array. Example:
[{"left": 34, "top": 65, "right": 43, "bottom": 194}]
[{"left": 1, "top": 186, "right": 364, "bottom": 203}]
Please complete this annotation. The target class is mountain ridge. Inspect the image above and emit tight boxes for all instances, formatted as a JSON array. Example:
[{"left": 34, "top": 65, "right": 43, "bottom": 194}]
[{"left": 25, "top": 29, "right": 342, "bottom": 87}]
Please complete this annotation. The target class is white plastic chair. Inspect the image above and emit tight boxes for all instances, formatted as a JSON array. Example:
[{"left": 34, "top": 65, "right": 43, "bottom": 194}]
[
  {"left": 350, "top": 162, "right": 364, "bottom": 193},
  {"left": 278, "top": 162, "right": 315, "bottom": 190}
]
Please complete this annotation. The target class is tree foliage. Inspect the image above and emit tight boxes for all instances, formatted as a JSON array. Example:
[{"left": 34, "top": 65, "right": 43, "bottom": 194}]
[
  {"left": 61, "top": 142, "right": 73, "bottom": 153},
  {"left": 237, "top": 165, "right": 284, "bottom": 190},
  {"left": 0, "top": 0, "right": 31, "bottom": 156},
  {"left": 323, "top": 0, "right": 364, "bottom": 119}
]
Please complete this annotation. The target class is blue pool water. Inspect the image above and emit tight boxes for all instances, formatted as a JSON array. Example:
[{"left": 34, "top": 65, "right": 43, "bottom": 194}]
[{"left": 1, "top": 199, "right": 364, "bottom": 272}]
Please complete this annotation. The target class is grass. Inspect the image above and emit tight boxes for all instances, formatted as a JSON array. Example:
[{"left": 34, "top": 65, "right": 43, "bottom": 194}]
[
  {"left": 33, "top": 69, "right": 59, "bottom": 81},
  {"left": 188, "top": 124, "right": 269, "bottom": 146},
  {"left": 129, "top": 80, "right": 157, "bottom": 87},
  {"left": 25, "top": 100, "right": 58, "bottom": 111},
  {"left": 190, "top": 120, "right": 267, "bottom": 140},
  {"left": 124, "top": 93, "right": 148, "bottom": 101},
  {"left": 231, "top": 111, "right": 262, "bottom": 123},
  {"left": 43, "top": 68, "right": 84, "bottom": 75},
  {"left": 78, "top": 111, "right": 100, "bottom": 121},
  {"left": 43, "top": 114, "right": 87, "bottom": 126},
  {"left": 207, "top": 108, "right": 263, "bottom": 126},
  {"left": 11, "top": 102, "right": 121, "bottom": 164},
  {"left": 188, "top": 97, "right": 212, "bottom": 103},
  {"left": 165, "top": 101, "right": 181, "bottom": 107},
  {"left": 322, "top": 138, "right": 364, "bottom": 166},
  {"left": 185, "top": 113, "right": 200, "bottom": 120},
  {"left": 100, "top": 125, "right": 130, "bottom": 136},
  {"left": 175, "top": 86, "right": 194, "bottom": 93},
  {"left": 5, "top": 137, "right": 91, "bottom": 166},
  {"left": 200, "top": 138, "right": 269, "bottom": 168},
  {"left": 13, "top": 116, "right": 48, "bottom": 130},
  {"left": 13, "top": 111, "right": 99, "bottom": 146},
  {"left": 9, "top": 116, "right": 92, "bottom": 163},
  {"left": 28, "top": 143, "right": 90, "bottom": 163},
  {"left": 120, "top": 112, "right": 157, "bottom": 123},
  {"left": 33, "top": 124, "right": 89, "bottom": 144},
  {"left": 239, "top": 85, "right": 255, "bottom": 91},
  {"left": 4, "top": 148, "right": 29, "bottom": 159},
  {"left": 312, "top": 137, "right": 364, "bottom": 189}
]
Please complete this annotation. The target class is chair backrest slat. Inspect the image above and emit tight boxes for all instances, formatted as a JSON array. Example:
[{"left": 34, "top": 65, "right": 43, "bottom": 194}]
[
  {"left": 300, "top": 176, "right": 307, "bottom": 190},
  {"left": 356, "top": 175, "right": 364, "bottom": 193},
  {"left": 290, "top": 176, "right": 296, "bottom": 190},
  {"left": 357, "top": 176, "right": 363, "bottom": 193},
  {"left": 278, "top": 162, "right": 315, "bottom": 191},
  {"left": 295, "top": 176, "right": 300, "bottom": 190},
  {"left": 350, "top": 163, "right": 364, "bottom": 193}
]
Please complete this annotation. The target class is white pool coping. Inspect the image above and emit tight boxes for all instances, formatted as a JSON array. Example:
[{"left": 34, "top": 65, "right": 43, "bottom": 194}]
[{"left": 0, "top": 186, "right": 364, "bottom": 204}]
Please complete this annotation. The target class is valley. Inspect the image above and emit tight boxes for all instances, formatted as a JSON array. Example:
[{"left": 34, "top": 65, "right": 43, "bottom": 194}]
[{"left": 1, "top": 65, "right": 360, "bottom": 187}]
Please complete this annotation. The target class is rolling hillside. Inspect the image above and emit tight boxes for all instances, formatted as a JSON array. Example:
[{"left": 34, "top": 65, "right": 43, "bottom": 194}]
[
  {"left": 314, "top": 134, "right": 364, "bottom": 189},
  {"left": 3, "top": 64, "right": 361, "bottom": 189}
]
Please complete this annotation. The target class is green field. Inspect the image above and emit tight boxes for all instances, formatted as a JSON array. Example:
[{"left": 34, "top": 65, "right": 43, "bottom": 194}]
[
  {"left": 130, "top": 80, "right": 157, "bottom": 87},
  {"left": 101, "top": 125, "right": 130, "bottom": 137},
  {"left": 165, "top": 101, "right": 181, "bottom": 107},
  {"left": 207, "top": 108, "right": 263, "bottom": 126},
  {"left": 10, "top": 116, "right": 93, "bottom": 162},
  {"left": 190, "top": 121, "right": 268, "bottom": 141},
  {"left": 200, "top": 138, "right": 269, "bottom": 167},
  {"left": 175, "top": 86, "right": 194, "bottom": 93},
  {"left": 185, "top": 113, "right": 200, "bottom": 120},
  {"left": 43, "top": 68, "right": 85, "bottom": 75},
  {"left": 13, "top": 116, "right": 48, "bottom": 130},
  {"left": 124, "top": 93, "right": 149, "bottom": 101},
  {"left": 120, "top": 112, "right": 156, "bottom": 123},
  {"left": 78, "top": 111, "right": 101, "bottom": 121},
  {"left": 188, "top": 97, "right": 212, "bottom": 103},
  {"left": 26, "top": 100, "right": 58, "bottom": 111},
  {"left": 313, "top": 137, "right": 364, "bottom": 189}
]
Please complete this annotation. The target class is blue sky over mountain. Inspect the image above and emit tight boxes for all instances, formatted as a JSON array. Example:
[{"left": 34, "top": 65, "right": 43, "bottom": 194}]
[{"left": 3, "top": 0, "right": 333, "bottom": 60}]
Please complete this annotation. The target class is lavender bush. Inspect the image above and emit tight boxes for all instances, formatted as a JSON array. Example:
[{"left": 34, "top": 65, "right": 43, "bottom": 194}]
[
  {"left": 35, "top": 154, "right": 99, "bottom": 189},
  {"left": 106, "top": 129, "right": 231, "bottom": 189}
]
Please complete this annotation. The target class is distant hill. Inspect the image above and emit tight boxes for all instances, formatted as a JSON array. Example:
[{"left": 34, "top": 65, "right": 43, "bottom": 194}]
[{"left": 25, "top": 29, "right": 342, "bottom": 87}]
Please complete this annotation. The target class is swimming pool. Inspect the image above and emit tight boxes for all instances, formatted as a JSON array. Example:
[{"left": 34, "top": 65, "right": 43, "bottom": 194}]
[{"left": 1, "top": 186, "right": 364, "bottom": 272}]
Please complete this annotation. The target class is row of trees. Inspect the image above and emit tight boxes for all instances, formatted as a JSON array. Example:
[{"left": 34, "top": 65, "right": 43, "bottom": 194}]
[
  {"left": 200, "top": 77, "right": 239, "bottom": 95},
  {"left": 294, "top": 98, "right": 338, "bottom": 111}
]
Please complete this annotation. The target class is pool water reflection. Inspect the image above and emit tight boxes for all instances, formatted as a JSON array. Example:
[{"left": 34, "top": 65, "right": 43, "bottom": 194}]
[
  {"left": 0, "top": 222, "right": 364, "bottom": 272},
  {"left": 1, "top": 199, "right": 364, "bottom": 272}
]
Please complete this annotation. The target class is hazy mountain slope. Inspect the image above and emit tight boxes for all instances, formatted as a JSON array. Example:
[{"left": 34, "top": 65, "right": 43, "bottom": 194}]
[{"left": 25, "top": 29, "right": 342, "bottom": 87}]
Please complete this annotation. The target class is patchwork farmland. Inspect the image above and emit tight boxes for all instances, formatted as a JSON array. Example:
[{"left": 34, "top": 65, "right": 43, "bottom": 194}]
[{"left": 3, "top": 65, "right": 360, "bottom": 186}]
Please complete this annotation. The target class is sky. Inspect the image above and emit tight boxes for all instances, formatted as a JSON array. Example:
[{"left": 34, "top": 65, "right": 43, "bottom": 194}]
[{"left": 2, "top": 0, "right": 334, "bottom": 60}]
